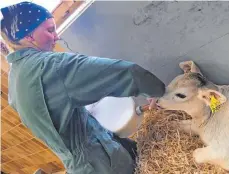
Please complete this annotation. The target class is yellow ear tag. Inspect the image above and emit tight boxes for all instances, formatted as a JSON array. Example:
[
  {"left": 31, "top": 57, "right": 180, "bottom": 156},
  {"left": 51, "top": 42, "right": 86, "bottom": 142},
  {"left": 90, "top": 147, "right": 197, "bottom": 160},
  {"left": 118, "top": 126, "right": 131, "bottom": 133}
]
[{"left": 210, "top": 95, "right": 221, "bottom": 114}]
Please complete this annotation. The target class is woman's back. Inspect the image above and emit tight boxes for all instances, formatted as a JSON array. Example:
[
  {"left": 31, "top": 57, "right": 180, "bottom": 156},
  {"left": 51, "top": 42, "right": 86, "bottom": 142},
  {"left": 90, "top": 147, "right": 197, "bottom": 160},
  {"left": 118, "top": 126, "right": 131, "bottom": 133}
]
[{"left": 7, "top": 48, "right": 135, "bottom": 174}]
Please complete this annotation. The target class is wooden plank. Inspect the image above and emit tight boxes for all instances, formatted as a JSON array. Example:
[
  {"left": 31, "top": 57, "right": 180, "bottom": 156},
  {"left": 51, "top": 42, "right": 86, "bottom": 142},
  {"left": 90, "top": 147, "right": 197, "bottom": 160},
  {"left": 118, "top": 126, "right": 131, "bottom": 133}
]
[
  {"left": 39, "top": 161, "right": 64, "bottom": 173},
  {"left": 38, "top": 150, "right": 60, "bottom": 163},
  {"left": 1, "top": 55, "right": 10, "bottom": 73},
  {"left": 2, "top": 146, "right": 26, "bottom": 163},
  {"left": 23, "top": 150, "right": 59, "bottom": 166},
  {"left": 3, "top": 161, "right": 22, "bottom": 171},
  {"left": 1, "top": 70, "right": 8, "bottom": 81},
  {"left": 53, "top": 1, "right": 75, "bottom": 25},
  {"left": 3, "top": 106, "right": 20, "bottom": 120},
  {"left": 1, "top": 163, "right": 12, "bottom": 173},
  {"left": 1, "top": 83, "right": 8, "bottom": 96},
  {"left": 23, "top": 151, "right": 49, "bottom": 166},
  {"left": 1, "top": 152, "right": 11, "bottom": 164},
  {"left": 17, "top": 124, "right": 33, "bottom": 136},
  {"left": 1, "top": 91, "right": 8, "bottom": 101},
  {"left": 52, "top": 161, "right": 65, "bottom": 169},
  {"left": 11, "top": 169, "right": 27, "bottom": 174},
  {"left": 1, "top": 127, "right": 31, "bottom": 149},
  {"left": 1, "top": 73, "right": 8, "bottom": 88},
  {"left": 10, "top": 125, "right": 34, "bottom": 141},
  {"left": 1, "top": 139, "right": 8, "bottom": 151},
  {"left": 50, "top": 161, "right": 65, "bottom": 172},
  {"left": 1, "top": 69, "right": 7, "bottom": 76},
  {"left": 53, "top": 171, "right": 66, "bottom": 174},
  {"left": 1, "top": 108, "right": 21, "bottom": 126},
  {"left": 22, "top": 138, "right": 48, "bottom": 153},
  {"left": 1, "top": 120, "right": 12, "bottom": 135},
  {"left": 20, "top": 166, "right": 41, "bottom": 174},
  {"left": 1, "top": 139, "right": 45, "bottom": 162},
  {"left": 32, "top": 138, "right": 49, "bottom": 149},
  {"left": 11, "top": 143, "right": 35, "bottom": 157},
  {"left": 4, "top": 160, "right": 64, "bottom": 174},
  {"left": 1, "top": 97, "right": 8, "bottom": 110},
  {"left": 7, "top": 157, "right": 34, "bottom": 170},
  {"left": 1, "top": 117, "right": 16, "bottom": 134},
  {"left": 54, "top": 1, "right": 83, "bottom": 28}
]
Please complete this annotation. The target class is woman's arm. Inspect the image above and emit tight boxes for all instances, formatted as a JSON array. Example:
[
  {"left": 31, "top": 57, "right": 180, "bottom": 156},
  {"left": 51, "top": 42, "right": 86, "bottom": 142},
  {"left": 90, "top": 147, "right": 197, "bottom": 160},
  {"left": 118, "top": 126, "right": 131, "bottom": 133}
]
[{"left": 55, "top": 52, "right": 165, "bottom": 106}]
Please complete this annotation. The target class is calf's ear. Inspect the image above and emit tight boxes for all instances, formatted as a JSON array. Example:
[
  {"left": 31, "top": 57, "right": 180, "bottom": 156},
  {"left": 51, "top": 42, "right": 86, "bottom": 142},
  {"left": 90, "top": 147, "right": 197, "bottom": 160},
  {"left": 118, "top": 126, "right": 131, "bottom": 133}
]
[
  {"left": 179, "top": 61, "right": 203, "bottom": 75},
  {"left": 197, "top": 88, "right": 226, "bottom": 106}
]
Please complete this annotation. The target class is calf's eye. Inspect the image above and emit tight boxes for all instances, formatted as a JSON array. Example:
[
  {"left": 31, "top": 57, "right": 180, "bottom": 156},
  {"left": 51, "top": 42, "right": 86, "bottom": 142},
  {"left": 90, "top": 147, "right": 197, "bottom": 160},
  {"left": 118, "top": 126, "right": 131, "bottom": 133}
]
[{"left": 175, "top": 93, "right": 186, "bottom": 99}]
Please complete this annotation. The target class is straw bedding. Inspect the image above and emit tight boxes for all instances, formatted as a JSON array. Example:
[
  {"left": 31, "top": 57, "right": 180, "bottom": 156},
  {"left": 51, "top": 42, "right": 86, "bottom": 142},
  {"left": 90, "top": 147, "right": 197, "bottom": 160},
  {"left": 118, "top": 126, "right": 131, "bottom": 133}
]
[{"left": 132, "top": 109, "right": 226, "bottom": 174}]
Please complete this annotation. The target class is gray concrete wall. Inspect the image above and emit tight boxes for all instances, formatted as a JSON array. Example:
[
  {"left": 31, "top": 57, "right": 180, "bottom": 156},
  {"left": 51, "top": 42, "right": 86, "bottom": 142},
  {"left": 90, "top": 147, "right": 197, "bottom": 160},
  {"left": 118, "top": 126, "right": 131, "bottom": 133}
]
[{"left": 59, "top": 1, "right": 229, "bottom": 98}]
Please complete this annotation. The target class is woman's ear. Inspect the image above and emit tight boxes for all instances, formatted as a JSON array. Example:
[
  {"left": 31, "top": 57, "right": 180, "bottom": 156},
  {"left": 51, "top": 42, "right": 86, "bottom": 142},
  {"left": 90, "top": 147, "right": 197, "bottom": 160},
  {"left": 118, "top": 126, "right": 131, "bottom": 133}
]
[{"left": 24, "top": 34, "right": 35, "bottom": 42}]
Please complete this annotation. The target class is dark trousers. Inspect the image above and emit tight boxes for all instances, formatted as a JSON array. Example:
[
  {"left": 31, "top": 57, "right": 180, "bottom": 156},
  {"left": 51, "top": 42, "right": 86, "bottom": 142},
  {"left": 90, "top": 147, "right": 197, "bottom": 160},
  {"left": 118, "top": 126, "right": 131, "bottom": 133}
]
[
  {"left": 113, "top": 134, "right": 137, "bottom": 166},
  {"left": 66, "top": 135, "right": 138, "bottom": 174}
]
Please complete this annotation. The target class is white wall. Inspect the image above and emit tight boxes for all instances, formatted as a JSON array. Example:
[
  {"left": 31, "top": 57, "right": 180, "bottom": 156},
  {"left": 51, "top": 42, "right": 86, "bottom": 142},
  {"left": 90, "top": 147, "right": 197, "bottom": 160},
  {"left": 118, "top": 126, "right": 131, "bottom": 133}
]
[{"left": 60, "top": 1, "right": 229, "bottom": 85}]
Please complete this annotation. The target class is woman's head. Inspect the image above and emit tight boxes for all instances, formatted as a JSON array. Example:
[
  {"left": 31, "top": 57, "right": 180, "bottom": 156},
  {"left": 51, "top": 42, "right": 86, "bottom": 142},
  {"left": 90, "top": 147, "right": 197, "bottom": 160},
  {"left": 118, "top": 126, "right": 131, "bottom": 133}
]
[
  {"left": 1, "top": 1, "right": 59, "bottom": 52},
  {"left": 25, "top": 18, "right": 59, "bottom": 51}
]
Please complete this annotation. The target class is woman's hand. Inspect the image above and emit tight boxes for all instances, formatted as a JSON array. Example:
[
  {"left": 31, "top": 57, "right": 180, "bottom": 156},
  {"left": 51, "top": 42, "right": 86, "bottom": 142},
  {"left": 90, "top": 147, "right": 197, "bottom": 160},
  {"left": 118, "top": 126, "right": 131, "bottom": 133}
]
[{"left": 147, "top": 97, "right": 157, "bottom": 110}]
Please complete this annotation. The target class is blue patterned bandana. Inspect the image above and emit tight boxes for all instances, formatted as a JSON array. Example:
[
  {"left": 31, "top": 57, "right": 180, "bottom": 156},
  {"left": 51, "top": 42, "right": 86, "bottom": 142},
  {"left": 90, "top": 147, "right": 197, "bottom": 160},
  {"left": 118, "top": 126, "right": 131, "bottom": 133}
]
[{"left": 1, "top": 1, "right": 53, "bottom": 42}]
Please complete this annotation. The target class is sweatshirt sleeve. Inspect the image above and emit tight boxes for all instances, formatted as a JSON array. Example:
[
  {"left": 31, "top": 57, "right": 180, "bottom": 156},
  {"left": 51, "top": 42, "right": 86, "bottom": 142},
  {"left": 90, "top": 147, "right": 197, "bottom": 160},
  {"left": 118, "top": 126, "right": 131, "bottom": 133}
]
[{"left": 55, "top": 52, "right": 165, "bottom": 106}]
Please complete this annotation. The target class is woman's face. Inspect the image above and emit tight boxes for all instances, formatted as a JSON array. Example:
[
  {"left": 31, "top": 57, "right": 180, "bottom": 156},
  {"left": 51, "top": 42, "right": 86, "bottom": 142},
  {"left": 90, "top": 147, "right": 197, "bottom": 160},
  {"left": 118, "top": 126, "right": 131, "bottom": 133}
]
[{"left": 29, "top": 18, "right": 60, "bottom": 51}]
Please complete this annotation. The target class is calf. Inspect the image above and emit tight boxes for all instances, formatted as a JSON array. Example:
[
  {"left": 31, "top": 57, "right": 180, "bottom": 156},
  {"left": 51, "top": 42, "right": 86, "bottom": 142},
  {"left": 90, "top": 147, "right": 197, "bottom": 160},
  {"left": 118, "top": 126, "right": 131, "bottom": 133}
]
[{"left": 157, "top": 61, "right": 229, "bottom": 170}]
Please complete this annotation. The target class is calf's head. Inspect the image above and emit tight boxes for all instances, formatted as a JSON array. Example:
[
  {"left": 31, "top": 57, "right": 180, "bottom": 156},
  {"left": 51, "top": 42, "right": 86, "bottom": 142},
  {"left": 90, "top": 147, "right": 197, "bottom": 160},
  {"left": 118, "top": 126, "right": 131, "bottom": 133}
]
[{"left": 157, "top": 61, "right": 227, "bottom": 117}]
